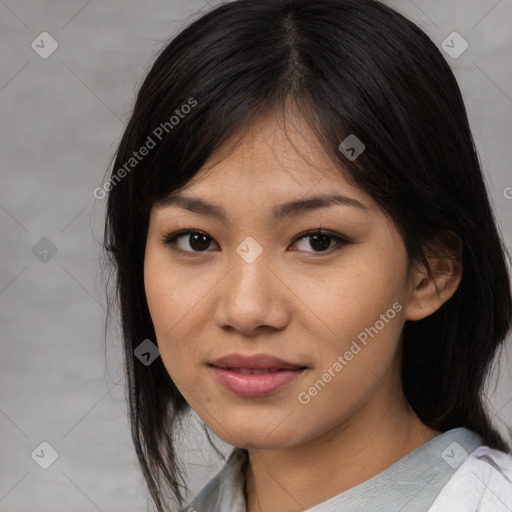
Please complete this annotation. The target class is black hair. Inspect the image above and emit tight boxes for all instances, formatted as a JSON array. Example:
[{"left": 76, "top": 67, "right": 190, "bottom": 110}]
[{"left": 103, "top": 0, "right": 512, "bottom": 510}]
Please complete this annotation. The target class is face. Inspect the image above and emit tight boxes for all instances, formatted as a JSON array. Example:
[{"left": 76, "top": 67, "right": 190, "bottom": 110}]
[{"left": 144, "top": 110, "right": 416, "bottom": 450}]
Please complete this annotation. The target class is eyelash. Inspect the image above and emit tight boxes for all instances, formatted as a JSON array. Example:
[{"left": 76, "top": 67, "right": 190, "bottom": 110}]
[{"left": 161, "top": 228, "right": 350, "bottom": 257}]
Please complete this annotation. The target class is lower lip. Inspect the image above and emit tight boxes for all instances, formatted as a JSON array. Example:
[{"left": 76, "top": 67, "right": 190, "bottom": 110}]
[{"left": 210, "top": 366, "right": 306, "bottom": 397}]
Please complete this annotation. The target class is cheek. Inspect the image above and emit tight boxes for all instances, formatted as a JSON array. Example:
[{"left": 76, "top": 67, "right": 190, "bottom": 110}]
[
  {"left": 290, "top": 273, "right": 407, "bottom": 440},
  {"left": 143, "top": 249, "right": 220, "bottom": 396},
  {"left": 290, "top": 256, "right": 407, "bottom": 346},
  {"left": 144, "top": 246, "right": 206, "bottom": 335},
  {"left": 288, "top": 249, "right": 408, "bottom": 398},
  {"left": 145, "top": 237, "right": 275, "bottom": 414}
]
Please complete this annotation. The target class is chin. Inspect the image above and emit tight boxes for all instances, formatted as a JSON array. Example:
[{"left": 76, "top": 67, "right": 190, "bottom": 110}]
[{"left": 208, "top": 418, "right": 305, "bottom": 450}]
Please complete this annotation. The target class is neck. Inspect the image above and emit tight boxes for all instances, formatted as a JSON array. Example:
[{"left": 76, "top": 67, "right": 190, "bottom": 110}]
[{"left": 244, "top": 398, "right": 440, "bottom": 512}]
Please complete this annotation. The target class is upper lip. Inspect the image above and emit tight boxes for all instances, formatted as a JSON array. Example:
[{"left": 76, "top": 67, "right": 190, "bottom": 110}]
[{"left": 210, "top": 353, "right": 307, "bottom": 370}]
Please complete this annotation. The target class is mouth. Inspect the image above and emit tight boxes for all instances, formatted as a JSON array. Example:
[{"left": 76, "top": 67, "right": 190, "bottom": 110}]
[
  {"left": 208, "top": 353, "right": 309, "bottom": 397},
  {"left": 215, "top": 367, "right": 302, "bottom": 374},
  {"left": 210, "top": 352, "right": 307, "bottom": 371}
]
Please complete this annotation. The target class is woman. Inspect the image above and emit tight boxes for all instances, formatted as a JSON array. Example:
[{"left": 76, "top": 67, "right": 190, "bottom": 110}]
[{"left": 103, "top": 0, "right": 512, "bottom": 510}]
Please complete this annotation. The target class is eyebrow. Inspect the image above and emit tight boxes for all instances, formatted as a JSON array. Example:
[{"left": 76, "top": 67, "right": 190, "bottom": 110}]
[{"left": 157, "top": 192, "right": 369, "bottom": 222}]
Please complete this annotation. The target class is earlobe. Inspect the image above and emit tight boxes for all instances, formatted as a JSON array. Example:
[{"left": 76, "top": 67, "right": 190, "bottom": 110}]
[{"left": 405, "top": 231, "right": 463, "bottom": 321}]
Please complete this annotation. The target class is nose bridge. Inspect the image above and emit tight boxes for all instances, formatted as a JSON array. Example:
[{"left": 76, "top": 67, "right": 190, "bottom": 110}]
[
  {"left": 228, "top": 245, "right": 272, "bottom": 308},
  {"left": 214, "top": 240, "right": 287, "bottom": 332}
]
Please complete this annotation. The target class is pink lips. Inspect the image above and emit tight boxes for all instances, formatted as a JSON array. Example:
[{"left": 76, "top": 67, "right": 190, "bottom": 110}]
[{"left": 209, "top": 353, "right": 307, "bottom": 397}]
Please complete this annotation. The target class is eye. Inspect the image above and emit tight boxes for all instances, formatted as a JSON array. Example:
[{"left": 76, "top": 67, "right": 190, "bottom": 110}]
[
  {"left": 161, "top": 228, "right": 349, "bottom": 255},
  {"left": 290, "top": 229, "right": 348, "bottom": 254},
  {"left": 162, "top": 230, "right": 219, "bottom": 254}
]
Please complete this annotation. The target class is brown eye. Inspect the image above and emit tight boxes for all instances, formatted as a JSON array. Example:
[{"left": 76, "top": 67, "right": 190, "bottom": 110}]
[
  {"left": 162, "top": 228, "right": 348, "bottom": 256},
  {"left": 291, "top": 230, "right": 348, "bottom": 254},
  {"left": 187, "top": 233, "right": 211, "bottom": 251},
  {"left": 162, "top": 230, "right": 219, "bottom": 254}
]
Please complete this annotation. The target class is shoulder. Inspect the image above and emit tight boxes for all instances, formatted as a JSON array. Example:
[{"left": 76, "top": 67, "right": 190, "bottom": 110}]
[{"left": 427, "top": 446, "right": 512, "bottom": 511}]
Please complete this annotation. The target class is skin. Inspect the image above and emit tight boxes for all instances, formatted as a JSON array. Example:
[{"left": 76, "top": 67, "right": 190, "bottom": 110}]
[{"left": 144, "top": 108, "right": 463, "bottom": 512}]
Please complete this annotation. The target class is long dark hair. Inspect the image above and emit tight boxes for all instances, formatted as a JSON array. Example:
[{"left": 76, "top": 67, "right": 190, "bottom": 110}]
[{"left": 103, "top": 0, "right": 512, "bottom": 510}]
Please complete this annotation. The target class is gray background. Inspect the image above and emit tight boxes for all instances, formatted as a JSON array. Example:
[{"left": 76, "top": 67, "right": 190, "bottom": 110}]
[{"left": 1, "top": 0, "right": 511, "bottom": 510}]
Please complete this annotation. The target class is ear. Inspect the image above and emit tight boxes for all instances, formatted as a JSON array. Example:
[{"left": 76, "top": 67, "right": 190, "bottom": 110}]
[{"left": 405, "top": 230, "right": 463, "bottom": 321}]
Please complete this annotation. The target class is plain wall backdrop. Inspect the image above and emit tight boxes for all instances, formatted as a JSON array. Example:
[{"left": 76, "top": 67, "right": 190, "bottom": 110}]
[{"left": 1, "top": 0, "right": 511, "bottom": 510}]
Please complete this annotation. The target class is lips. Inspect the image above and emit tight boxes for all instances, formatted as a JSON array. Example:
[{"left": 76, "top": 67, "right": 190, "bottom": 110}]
[
  {"left": 209, "top": 353, "right": 308, "bottom": 397},
  {"left": 210, "top": 353, "right": 306, "bottom": 371},
  {"left": 223, "top": 368, "right": 284, "bottom": 374}
]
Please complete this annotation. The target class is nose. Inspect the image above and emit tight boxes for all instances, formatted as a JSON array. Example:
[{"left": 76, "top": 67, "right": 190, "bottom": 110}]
[{"left": 213, "top": 253, "right": 290, "bottom": 336}]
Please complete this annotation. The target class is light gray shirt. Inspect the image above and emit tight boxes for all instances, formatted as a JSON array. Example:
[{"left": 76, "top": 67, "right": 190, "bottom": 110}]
[{"left": 181, "top": 427, "right": 486, "bottom": 511}]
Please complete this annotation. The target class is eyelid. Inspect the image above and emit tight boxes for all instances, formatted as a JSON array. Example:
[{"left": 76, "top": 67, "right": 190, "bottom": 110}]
[
  {"left": 161, "top": 228, "right": 351, "bottom": 256},
  {"left": 161, "top": 229, "right": 220, "bottom": 255}
]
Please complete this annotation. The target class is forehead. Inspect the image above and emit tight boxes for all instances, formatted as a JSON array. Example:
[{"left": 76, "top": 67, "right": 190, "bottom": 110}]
[{"left": 173, "top": 109, "right": 367, "bottom": 204}]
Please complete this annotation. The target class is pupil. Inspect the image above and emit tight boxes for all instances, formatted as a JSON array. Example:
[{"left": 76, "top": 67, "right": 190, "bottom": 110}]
[
  {"left": 310, "top": 235, "right": 330, "bottom": 251},
  {"left": 190, "top": 234, "right": 210, "bottom": 251}
]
